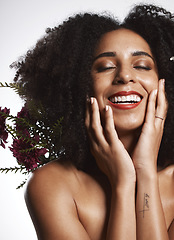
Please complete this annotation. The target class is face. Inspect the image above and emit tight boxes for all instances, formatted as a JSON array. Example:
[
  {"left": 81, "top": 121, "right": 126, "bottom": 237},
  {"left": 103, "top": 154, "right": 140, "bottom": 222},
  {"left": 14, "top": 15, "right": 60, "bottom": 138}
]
[{"left": 91, "top": 28, "right": 159, "bottom": 134}]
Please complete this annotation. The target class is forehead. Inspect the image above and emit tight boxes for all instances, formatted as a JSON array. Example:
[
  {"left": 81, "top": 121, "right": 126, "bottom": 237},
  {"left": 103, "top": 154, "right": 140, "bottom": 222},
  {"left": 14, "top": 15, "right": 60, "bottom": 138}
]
[{"left": 95, "top": 28, "right": 152, "bottom": 56}]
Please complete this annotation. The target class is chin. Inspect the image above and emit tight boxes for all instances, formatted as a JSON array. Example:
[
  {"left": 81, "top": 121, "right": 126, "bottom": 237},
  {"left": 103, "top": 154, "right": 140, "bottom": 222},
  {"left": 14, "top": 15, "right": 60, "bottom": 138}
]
[
  {"left": 113, "top": 109, "right": 145, "bottom": 131},
  {"left": 115, "top": 119, "right": 144, "bottom": 135}
]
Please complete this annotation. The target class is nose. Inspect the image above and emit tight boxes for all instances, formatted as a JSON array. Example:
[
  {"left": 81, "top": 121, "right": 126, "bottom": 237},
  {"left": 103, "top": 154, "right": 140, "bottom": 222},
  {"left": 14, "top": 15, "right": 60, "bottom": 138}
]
[{"left": 113, "top": 65, "right": 134, "bottom": 85}]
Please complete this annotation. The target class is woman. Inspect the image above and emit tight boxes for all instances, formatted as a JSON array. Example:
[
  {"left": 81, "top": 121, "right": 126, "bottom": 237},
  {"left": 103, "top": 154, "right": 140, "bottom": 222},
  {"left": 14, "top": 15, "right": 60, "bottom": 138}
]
[{"left": 14, "top": 4, "right": 174, "bottom": 239}]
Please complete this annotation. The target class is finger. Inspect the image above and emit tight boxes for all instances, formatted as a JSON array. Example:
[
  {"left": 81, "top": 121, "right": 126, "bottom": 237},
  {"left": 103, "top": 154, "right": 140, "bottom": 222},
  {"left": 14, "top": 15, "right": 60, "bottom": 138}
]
[
  {"left": 144, "top": 88, "right": 157, "bottom": 125},
  {"left": 85, "top": 97, "right": 90, "bottom": 129},
  {"left": 155, "top": 79, "right": 168, "bottom": 126},
  {"left": 89, "top": 97, "right": 106, "bottom": 146},
  {"left": 85, "top": 97, "right": 102, "bottom": 151},
  {"left": 104, "top": 105, "right": 119, "bottom": 145}
]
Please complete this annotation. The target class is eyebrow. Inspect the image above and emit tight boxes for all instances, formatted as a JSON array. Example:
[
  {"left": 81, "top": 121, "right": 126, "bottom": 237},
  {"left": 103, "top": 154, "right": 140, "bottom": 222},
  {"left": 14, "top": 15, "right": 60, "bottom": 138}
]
[
  {"left": 93, "top": 52, "right": 116, "bottom": 61},
  {"left": 93, "top": 50, "right": 154, "bottom": 62},
  {"left": 132, "top": 51, "right": 154, "bottom": 61}
]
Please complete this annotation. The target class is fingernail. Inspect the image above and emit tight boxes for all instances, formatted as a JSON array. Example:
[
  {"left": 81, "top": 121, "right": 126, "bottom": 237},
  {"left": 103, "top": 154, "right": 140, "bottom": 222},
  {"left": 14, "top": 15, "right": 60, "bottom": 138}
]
[
  {"left": 90, "top": 97, "right": 94, "bottom": 104},
  {"left": 105, "top": 105, "right": 109, "bottom": 111},
  {"left": 154, "top": 89, "right": 158, "bottom": 96},
  {"left": 162, "top": 79, "right": 165, "bottom": 85}
]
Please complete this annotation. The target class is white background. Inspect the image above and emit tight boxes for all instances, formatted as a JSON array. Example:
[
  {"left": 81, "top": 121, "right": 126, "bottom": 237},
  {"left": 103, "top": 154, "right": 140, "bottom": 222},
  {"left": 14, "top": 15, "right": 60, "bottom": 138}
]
[{"left": 0, "top": 0, "right": 173, "bottom": 239}]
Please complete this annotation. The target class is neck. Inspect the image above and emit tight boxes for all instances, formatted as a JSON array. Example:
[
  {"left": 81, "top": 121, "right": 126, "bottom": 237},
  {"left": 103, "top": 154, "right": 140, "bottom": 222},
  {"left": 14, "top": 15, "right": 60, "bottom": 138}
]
[{"left": 117, "top": 127, "right": 141, "bottom": 156}]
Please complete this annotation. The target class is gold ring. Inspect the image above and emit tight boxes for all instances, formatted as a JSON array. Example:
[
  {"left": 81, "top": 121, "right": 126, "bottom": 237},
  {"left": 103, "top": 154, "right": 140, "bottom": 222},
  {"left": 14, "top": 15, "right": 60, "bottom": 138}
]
[{"left": 155, "top": 115, "right": 164, "bottom": 121}]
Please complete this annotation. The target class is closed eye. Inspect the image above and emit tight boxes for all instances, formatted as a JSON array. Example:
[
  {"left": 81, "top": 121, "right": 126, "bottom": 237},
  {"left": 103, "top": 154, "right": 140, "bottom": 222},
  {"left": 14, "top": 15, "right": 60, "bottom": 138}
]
[
  {"left": 134, "top": 66, "right": 151, "bottom": 70},
  {"left": 97, "top": 66, "right": 116, "bottom": 73}
]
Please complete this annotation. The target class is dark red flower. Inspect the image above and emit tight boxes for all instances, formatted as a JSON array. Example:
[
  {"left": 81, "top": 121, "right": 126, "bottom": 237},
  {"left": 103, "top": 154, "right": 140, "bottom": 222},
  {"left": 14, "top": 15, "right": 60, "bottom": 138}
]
[
  {"left": 9, "top": 138, "right": 47, "bottom": 171},
  {"left": 0, "top": 107, "right": 10, "bottom": 148},
  {"left": 16, "top": 106, "right": 30, "bottom": 133},
  {"left": 17, "top": 105, "right": 30, "bottom": 119}
]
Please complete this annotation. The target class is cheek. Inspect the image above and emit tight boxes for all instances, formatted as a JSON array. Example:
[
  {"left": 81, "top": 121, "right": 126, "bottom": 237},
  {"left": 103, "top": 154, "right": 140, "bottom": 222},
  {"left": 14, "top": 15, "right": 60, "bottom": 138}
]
[
  {"left": 92, "top": 77, "right": 109, "bottom": 97},
  {"left": 149, "top": 80, "right": 159, "bottom": 92},
  {"left": 140, "top": 76, "right": 159, "bottom": 94},
  {"left": 92, "top": 84, "right": 107, "bottom": 111}
]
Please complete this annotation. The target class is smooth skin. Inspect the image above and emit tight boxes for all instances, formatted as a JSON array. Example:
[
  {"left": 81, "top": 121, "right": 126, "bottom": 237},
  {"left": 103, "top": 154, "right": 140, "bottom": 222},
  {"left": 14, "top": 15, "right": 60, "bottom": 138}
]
[{"left": 25, "top": 29, "right": 174, "bottom": 239}]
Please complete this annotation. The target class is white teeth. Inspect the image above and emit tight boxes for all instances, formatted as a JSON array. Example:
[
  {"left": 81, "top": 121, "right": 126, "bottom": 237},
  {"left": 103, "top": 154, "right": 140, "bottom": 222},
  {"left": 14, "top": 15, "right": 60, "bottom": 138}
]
[
  {"left": 118, "top": 96, "right": 121, "bottom": 102},
  {"left": 109, "top": 94, "right": 141, "bottom": 104},
  {"left": 136, "top": 96, "right": 141, "bottom": 102},
  {"left": 122, "top": 96, "right": 126, "bottom": 102}
]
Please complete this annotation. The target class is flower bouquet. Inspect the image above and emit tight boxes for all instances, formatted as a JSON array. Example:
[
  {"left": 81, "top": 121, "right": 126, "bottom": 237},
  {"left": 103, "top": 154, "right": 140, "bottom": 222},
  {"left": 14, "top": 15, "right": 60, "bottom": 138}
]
[{"left": 0, "top": 82, "right": 63, "bottom": 188}]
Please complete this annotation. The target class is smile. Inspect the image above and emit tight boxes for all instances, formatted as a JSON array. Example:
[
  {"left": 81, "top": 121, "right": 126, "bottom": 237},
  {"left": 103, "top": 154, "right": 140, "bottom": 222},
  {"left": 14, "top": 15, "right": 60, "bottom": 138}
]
[{"left": 108, "top": 91, "right": 142, "bottom": 109}]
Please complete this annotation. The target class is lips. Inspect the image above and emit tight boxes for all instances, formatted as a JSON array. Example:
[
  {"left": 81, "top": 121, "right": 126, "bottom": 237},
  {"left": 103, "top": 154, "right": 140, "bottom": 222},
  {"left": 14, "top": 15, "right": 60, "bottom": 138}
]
[{"left": 108, "top": 91, "right": 142, "bottom": 109}]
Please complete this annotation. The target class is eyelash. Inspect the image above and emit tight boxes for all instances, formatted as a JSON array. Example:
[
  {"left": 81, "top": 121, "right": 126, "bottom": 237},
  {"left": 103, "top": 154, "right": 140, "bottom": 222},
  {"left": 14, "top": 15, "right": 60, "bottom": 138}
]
[
  {"left": 96, "top": 65, "right": 151, "bottom": 73},
  {"left": 97, "top": 67, "right": 115, "bottom": 72},
  {"left": 134, "top": 66, "right": 151, "bottom": 70}
]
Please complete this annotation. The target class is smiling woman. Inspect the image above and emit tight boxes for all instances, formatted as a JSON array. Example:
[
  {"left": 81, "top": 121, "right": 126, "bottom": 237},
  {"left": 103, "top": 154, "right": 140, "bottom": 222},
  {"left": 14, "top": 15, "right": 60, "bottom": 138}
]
[
  {"left": 6, "top": 4, "right": 174, "bottom": 240},
  {"left": 91, "top": 28, "right": 159, "bottom": 134}
]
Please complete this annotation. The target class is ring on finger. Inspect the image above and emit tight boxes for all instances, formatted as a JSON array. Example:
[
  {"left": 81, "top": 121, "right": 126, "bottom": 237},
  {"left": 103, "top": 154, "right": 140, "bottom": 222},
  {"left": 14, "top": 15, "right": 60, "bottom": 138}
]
[{"left": 155, "top": 115, "right": 164, "bottom": 121}]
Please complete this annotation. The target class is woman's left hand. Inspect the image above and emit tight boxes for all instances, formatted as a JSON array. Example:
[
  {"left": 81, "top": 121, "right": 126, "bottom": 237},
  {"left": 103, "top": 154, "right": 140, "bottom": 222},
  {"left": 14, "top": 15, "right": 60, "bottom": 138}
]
[{"left": 132, "top": 79, "right": 168, "bottom": 175}]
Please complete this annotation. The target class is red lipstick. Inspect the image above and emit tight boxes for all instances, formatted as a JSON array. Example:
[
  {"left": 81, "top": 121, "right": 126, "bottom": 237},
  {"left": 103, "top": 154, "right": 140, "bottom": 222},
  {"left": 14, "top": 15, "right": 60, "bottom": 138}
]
[
  {"left": 108, "top": 91, "right": 142, "bottom": 110},
  {"left": 109, "top": 91, "right": 142, "bottom": 98}
]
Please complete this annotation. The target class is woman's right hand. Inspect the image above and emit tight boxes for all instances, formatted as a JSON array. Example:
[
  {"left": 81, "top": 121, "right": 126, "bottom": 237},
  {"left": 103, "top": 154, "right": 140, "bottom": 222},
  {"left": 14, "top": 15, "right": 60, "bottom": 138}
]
[{"left": 85, "top": 97, "right": 136, "bottom": 187}]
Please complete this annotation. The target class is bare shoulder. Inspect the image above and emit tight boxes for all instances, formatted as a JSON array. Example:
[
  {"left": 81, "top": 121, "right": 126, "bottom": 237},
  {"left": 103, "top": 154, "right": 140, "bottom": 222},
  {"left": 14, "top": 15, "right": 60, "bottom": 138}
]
[
  {"left": 25, "top": 160, "right": 90, "bottom": 240},
  {"left": 158, "top": 165, "right": 174, "bottom": 237},
  {"left": 25, "top": 159, "right": 80, "bottom": 211},
  {"left": 158, "top": 164, "right": 174, "bottom": 200},
  {"left": 25, "top": 160, "right": 77, "bottom": 205},
  {"left": 158, "top": 164, "right": 174, "bottom": 185},
  {"left": 26, "top": 160, "right": 77, "bottom": 193}
]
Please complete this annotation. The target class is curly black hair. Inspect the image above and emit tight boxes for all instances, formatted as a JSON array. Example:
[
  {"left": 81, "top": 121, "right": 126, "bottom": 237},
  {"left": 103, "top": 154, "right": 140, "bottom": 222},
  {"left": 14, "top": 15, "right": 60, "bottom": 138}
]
[
  {"left": 13, "top": 13, "right": 119, "bottom": 171},
  {"left": 122, "top": 5, "right": 174, "bottom": 167},
  {"left": 13, "top": 4, "right": 174, "bottom": 171}
]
